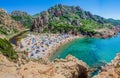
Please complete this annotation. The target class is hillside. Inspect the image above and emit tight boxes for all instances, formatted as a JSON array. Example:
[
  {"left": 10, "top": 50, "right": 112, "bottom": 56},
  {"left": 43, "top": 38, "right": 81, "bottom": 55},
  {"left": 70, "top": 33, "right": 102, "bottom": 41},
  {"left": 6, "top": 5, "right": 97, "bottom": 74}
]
[
  {"left": 0, "top": 5, "right": 120, "bottom": 38},
  {"left": 31, "top": 4, "right": 119, "bottom": 37},
  {"left": 106, "top": 18, "right": 120, "bottom": 26},
  {"left": 10, "top": 10, "right": 33, "bottom": 28},
  {"left": 0, "top": 8, "right": 24, "bottom": 38}
]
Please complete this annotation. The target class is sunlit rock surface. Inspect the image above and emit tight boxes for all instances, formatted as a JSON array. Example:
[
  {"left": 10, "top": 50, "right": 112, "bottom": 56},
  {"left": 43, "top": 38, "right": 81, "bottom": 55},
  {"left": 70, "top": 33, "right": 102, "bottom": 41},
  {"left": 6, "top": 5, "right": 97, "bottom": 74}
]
[
  {"left": 93, "top": 54, "right": 120, "bottom": 78},
  {"left": 0, "top": 54, "right": 89, "bottom": 78}
]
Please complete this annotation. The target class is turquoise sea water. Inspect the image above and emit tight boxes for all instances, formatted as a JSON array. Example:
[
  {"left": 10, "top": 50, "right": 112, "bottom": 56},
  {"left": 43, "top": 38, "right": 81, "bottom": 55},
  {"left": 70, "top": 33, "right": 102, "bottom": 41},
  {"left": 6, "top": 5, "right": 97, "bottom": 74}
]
[{"left": 51, "top": 34, "right": 120, "bottom": 68}]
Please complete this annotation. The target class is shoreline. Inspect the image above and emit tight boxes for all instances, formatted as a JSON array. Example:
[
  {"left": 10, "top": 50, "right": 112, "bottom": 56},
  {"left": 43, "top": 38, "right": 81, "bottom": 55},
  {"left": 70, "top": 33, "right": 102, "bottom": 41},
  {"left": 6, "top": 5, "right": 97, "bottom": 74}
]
[
  {"left": 93, "top": 53, "right": 120, "bottom": 78},
  {"left": 7, "top": 32, "right": 120, "bottom": 77},
  {"left": 16, "top": 31, "right": 119, "bottom": 61},
  {"left": 44, "top": 35, "right": 82, "bottom": 60},
  {"left": 19, "top": 33, "right": 83, "bottom": 60}
]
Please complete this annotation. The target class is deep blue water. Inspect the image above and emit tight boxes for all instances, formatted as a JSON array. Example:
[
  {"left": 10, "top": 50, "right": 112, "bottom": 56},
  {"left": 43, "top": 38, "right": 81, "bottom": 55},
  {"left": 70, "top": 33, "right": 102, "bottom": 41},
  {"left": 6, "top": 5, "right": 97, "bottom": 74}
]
[{"left": 51, "top": 34, "right": 120, "bottom": 68}]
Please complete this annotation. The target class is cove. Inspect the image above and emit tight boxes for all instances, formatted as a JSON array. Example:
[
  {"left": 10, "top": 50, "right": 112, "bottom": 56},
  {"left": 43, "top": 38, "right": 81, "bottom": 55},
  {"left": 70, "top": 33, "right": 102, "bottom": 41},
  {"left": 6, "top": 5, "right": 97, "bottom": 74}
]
[{"left": 51, "top": 34, "right": 120, "bottom": 68}]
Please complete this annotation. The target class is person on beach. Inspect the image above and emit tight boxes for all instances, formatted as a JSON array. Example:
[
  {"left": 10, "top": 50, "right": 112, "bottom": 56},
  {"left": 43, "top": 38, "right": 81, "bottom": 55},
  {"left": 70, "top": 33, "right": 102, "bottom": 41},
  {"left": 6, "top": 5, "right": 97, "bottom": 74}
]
[{"left": 20, "top": 33, "right": 78, "bottom": 59}]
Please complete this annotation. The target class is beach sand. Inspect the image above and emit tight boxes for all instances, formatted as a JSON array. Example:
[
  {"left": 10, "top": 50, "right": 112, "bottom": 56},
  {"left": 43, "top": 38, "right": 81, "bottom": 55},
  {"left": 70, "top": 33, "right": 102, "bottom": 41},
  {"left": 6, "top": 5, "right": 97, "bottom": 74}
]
[
  {"left": 19, "top": 33, "right": 83, "bottom": 61},
  {"left": 44, "top": 35, "right": 80, "bottom": 60}
]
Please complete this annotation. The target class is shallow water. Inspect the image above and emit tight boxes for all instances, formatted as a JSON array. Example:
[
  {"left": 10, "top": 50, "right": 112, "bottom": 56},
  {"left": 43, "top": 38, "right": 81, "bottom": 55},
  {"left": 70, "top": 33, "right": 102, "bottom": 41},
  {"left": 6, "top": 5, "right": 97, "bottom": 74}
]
[{"left": 51, "top": 34, "right": 120, "bottom": 68}]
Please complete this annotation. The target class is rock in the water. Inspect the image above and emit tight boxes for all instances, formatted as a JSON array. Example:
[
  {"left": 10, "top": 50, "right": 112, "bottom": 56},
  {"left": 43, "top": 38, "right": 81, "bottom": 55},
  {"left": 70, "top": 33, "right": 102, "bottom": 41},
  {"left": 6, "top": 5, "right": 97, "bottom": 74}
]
[{"left": 93, "top": 54, "right": 120, "bottom": 78}]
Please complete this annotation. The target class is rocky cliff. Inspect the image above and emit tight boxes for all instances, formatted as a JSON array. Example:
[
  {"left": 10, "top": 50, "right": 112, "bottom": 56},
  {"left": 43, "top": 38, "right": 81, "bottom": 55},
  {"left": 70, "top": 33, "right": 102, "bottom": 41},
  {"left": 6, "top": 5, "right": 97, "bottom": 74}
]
[
  {"left": 0, "top": 8, "right": 24, "bottom": 36},
  {"left": 30, "top": 4, "right": 120, "bottom": 37},
  {"left": 93, "top": 54, "right": 120, "bottom": 78},
  {"left": 0, "top": 54, "right": 89, "bottom": 78}
]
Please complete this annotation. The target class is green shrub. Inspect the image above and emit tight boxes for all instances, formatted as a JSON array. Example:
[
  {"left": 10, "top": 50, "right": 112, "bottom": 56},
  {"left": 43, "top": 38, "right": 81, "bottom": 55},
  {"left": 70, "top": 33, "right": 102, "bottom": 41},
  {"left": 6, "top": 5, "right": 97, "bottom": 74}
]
[
  {"left": 0, "top": 38, "right": 18, "bottom": 61},
  {"left": 0, "top": 28, "right": 8, "bottom": 35},
  {"left": 48, "top": 20, "right": 80, "bottom": 33}
]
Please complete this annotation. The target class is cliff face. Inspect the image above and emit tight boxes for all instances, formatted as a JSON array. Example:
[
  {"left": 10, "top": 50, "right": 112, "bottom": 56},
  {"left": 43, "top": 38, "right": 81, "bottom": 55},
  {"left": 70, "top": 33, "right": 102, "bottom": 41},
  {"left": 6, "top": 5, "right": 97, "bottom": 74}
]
[
  {"left": 93, "top": 54, "right": 120, "bottom": 78},
  {"left": 30, "top": 4, "right": 120, "bottom": 37},
  {"left": 33, "top": 4, "right": 108, "bottom": 26},
  {"left": 0, "top": 54, "right": 89, "bottom": 78},
  {"left": 0, "top": 8, "right": 24, "bottom": 36},
  {"left": 31, "top": 4, "right": 107, "bottom": 34}
]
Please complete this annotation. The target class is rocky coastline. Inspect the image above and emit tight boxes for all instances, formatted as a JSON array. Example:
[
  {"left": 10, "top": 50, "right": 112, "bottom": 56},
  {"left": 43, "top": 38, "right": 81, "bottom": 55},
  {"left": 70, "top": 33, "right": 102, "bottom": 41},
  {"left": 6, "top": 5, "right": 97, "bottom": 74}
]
[
  {"left": 7, "top": 28, "right": 120, "bottom": 78},
  {"left": 91, "top": 26, "right": 120, "bottom": 38},
  {"left": 1, "top": 4, "right": 120, "bottom": 78},
  {"left": 0, "top": 54, "right": 89, "bottom": 78},
  {"left": 93, "top": 54, "right": 120, "bottom": 78},
  {"left": 1, "top": 32, "right": 120, "bottom": 78}
]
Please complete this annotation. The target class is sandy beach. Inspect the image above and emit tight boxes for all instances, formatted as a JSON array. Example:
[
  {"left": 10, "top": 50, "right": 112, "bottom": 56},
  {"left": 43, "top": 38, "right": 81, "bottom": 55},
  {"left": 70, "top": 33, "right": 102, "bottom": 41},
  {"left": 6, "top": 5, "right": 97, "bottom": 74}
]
[
  {"left": 44, "top": 35, "right": 80, "bottom": 60},
  {"left": 19, "top": 33, "right": 82, "bottom": 60}
]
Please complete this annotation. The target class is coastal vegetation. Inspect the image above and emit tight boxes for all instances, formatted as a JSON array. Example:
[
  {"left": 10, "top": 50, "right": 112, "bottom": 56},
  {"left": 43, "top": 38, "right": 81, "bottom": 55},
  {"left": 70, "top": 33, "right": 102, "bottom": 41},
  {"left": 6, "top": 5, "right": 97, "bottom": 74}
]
[
  {"left": 0, "top": 8, "right": 24, "bottom": 38},
  {"left": 106, "top": 18, "right": 120, "bottom": 26},
  {"left": 0, "top": 4, "right": 118, "bottom": 36},
  {"left": 48, "top": 20, "right": 79, "bottom": 33},
  {"left": 10, "top": 11, "right": 33, "bottom": 28},
  {"left": 0, "top": 38, "right": 18, "bottom": 61},
  {"left": 0, "top": 4, "right": 120, "bottom": 78},
  {"left": 31, "top": 4, "right": 120, "bottom": 37}
]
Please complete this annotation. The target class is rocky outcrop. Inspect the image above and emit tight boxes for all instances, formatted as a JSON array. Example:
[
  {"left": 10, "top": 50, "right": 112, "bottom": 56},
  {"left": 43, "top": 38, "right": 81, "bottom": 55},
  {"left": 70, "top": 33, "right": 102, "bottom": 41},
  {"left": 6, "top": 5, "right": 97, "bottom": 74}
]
[
  {"left": 94, "top": 27, "right": 119, "bottom": 38},
  {"left": 53, "top": 55, "right": 89, "bottom": 78},
  {"left": 93, "top": 54, "right": 120, "bottom": 78},
  {"left": 0, "top": 8, "right": 24, "bottom": 35},
  {"left": 31, "top": 4, "right": 99, "bottom": 33},
  {"left": 0, "top": 54, "right": 89, "bottom": 78},
  {"left": 0, "top": 54, "right": 18, "bottom": 78},
  {"left": 31, "top": 16, "right": 44, "bottom": 33},
  {"left": 33, "top": 4, "right": 107, "bottom": 25},
  {"left": 31, "top": 4, "right": 120, "bottom": 38}
]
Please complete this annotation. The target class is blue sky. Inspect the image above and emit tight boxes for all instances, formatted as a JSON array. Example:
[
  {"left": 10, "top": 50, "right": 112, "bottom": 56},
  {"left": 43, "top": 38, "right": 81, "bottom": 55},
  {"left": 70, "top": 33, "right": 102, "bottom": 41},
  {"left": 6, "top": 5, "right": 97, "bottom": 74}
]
[{"left": 0, "top": 0, "right": 120, "bottom": 19}]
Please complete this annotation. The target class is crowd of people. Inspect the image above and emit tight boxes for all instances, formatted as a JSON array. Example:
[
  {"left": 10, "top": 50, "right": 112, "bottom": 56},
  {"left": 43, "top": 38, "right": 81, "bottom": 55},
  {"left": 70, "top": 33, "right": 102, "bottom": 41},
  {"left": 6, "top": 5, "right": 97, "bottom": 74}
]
[{"left": 20, "top": 34, "right": 78, "bottom": 59}]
